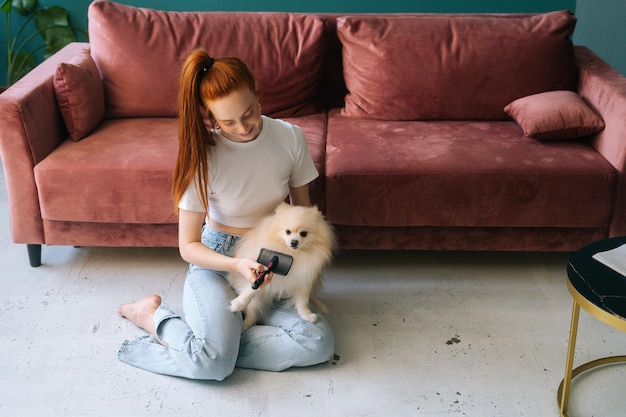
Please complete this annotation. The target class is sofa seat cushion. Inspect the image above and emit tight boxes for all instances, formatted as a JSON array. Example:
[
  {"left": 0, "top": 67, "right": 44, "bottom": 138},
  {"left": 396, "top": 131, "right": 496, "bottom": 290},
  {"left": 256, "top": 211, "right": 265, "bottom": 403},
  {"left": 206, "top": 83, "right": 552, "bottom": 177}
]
[
  {"left": 325, "top": 110, "right": 616, "bottom": 228},
  {"left": 34, "top": 114, "right": 328, "bottom": 225},
  {"left": 337, "top": 10, "right": 577, "bottom": 120},
  {"left": 88, "top": 2, "right": 327, "bottom": 119},
  {"left": 34, "top": 118, "right": 179, "bottom": 224}
]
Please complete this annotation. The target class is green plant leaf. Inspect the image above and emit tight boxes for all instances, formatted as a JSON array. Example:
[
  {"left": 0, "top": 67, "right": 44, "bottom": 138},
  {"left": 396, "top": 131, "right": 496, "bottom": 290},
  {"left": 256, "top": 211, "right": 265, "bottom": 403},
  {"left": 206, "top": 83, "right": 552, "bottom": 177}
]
[
  {"left": 1, "top": 0, "right": 13, "bottom": 13},
  {"left": 5, "top": 3, "right": 80, "bottom": 85},
  {"left": 12, "top": 0, "right": 37, "bottom": 16},
  {"left": 34, "top": 6, "right": 76, "bottom": 58},
  {"left": 9, "top": 50, "right": 35, "bottom": 84}
]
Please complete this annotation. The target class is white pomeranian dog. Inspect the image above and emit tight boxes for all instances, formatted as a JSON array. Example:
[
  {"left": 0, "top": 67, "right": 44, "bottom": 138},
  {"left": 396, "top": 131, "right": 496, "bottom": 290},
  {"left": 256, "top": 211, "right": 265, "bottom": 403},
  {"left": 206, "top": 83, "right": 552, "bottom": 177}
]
[{"left": 227, "top": 203, "right": 335, "bottom": 331}]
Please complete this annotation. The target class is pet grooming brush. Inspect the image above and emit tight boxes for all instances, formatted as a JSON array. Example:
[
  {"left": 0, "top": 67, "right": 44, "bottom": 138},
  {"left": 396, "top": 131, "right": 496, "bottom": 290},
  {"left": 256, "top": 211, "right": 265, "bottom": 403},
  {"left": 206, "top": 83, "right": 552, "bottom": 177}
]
[{"left": 252, "top": 248, "right": 294, "bottom": 290}]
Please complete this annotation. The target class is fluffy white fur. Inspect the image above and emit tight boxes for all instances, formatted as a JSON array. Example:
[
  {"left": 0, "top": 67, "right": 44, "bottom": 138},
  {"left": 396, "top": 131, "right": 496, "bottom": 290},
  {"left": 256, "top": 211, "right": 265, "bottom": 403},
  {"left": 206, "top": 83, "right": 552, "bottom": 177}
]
[{"left": 227, "top": 203, "right": 335, "bottom": 331}]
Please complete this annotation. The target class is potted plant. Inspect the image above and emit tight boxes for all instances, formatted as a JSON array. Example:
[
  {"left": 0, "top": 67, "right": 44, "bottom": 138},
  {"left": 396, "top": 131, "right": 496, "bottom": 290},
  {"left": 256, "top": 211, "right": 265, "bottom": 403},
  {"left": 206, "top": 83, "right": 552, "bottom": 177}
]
[{"left": 2, "top": 0, "right": 80, "bottom": 87}]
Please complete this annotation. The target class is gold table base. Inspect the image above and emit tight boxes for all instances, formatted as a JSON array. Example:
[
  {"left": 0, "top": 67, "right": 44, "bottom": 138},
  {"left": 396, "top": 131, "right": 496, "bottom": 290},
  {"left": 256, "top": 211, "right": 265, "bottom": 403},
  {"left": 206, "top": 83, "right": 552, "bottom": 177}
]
[
  {"left": 557, "top": 353, "right": 626, "bottom": 417},
  {"left": 557, "top": 280, "right": 626, "bottom": 417}
]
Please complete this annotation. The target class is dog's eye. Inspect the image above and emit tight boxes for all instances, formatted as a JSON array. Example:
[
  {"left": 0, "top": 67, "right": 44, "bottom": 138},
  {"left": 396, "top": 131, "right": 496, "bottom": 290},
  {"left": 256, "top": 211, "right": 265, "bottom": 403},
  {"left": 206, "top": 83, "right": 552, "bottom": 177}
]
[
  {"left": 300, "top": 231, "right": 308, "bottom": 237},
  {"left": 285, "top": 229, "right": 291, "bottom": 235}
]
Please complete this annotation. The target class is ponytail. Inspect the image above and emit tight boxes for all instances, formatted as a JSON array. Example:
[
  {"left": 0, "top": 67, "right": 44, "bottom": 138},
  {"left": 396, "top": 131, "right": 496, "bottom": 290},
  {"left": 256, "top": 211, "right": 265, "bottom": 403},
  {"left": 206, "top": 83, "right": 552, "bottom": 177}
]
[
  {"left": 172, "top": 49, "right": 258, "bottom": 214},
  {"left": 172, "top": 50, "right": 213, "bottom": 214}
]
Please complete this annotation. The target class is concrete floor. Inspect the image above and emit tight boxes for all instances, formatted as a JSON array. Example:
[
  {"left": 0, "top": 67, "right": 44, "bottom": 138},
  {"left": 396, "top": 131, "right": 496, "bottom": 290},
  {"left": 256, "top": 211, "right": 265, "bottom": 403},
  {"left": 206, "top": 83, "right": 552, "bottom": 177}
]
[{"left": 1, "top": 164, "right": 625, "bottom": 417}]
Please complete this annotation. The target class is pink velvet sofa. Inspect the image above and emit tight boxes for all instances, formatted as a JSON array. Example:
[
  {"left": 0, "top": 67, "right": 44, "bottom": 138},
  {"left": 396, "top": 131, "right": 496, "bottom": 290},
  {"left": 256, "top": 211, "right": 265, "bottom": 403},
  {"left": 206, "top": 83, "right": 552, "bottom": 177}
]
[{"left": 2, "top": 1, "right": 626, "bottom": 267}]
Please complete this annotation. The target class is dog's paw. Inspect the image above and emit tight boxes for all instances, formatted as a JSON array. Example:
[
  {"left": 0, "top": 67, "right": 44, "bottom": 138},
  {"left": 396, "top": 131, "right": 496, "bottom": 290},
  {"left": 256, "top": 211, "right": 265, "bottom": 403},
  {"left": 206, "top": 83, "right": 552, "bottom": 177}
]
[
  {"left": 301, "top": 312, "right": 318, "bottom": 323},
  {"left": 230, "top": 297, "right": 246, "bottom": 312}
]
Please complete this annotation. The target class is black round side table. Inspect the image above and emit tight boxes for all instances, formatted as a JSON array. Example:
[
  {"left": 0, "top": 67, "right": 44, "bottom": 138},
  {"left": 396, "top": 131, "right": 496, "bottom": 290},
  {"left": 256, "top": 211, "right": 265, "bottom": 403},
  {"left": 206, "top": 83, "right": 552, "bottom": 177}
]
[{"left": 558, "top": 237, "right": 626, "bottom": 417}]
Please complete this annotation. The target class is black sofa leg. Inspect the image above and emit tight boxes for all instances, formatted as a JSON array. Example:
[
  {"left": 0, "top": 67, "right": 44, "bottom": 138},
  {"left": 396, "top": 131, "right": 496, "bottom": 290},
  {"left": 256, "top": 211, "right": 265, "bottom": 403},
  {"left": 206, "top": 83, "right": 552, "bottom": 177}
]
[{"left": 27, "top": 244, "right": 42, "bottom": 267}]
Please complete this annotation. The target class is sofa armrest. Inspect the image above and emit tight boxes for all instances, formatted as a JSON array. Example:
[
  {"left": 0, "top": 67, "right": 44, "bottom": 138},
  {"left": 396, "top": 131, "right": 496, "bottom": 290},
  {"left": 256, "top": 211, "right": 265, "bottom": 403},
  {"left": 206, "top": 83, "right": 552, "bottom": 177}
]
[
  {"left": 0, "top": 42, "right": 89, "bottom": 244},
  {"left": 575, "top": 46, "right": 626, "bottom": 236}
]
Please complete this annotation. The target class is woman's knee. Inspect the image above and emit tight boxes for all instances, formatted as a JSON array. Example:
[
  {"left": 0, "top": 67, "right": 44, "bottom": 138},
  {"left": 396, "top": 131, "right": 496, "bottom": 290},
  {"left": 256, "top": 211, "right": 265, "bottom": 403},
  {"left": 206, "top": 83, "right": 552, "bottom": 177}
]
[
  {"left": 294, "top": 317, "right": 335, "bottom": 367},
  {"left": 182, "top": 345, "right": 238, "bottom": 381},
  {"left": 309, "top": 321, "right": 335, "bottom": 365}
]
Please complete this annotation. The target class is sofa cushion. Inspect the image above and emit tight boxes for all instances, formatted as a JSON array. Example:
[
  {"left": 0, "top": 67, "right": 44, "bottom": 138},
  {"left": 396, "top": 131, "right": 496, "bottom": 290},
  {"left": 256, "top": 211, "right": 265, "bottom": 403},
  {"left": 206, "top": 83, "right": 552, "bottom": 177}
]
[
  {"left": 34, "top": 118, "right": 180, "bottom": 224},
  {"left": 53, "top": 49, "right": 105, "bottom": 141},
  {"left": 33, "top": 114, "right": 328, "bottom": 224},
  {"left": 337, "top": 11, "right": 577, "bottom": 121},
  {"left": 325, "top": 110, "right": 616, "bottom": 228},
  {"left": 88, "top": 2, "right": 326, "bottom": 119},
  {"left": 504, "top": 90, "right": 605, "bottom": 140}
]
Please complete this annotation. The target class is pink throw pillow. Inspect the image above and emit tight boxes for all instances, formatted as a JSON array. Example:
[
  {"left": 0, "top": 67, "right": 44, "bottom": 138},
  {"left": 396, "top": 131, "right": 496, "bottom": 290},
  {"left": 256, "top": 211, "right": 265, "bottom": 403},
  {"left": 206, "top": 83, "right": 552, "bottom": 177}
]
[
  {"left": 53, "top": 49, "right": 105, "bottom": 141},
  {"left": 504, "top": 91, "right": 605, "bottom": 140}
]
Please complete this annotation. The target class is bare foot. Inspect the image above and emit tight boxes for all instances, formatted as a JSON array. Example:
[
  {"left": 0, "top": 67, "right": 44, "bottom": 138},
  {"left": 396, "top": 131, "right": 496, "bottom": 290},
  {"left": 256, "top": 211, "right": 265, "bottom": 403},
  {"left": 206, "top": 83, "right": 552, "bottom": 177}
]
[{"left": 117, "top": 294, "right": 161, "bottom": 337}]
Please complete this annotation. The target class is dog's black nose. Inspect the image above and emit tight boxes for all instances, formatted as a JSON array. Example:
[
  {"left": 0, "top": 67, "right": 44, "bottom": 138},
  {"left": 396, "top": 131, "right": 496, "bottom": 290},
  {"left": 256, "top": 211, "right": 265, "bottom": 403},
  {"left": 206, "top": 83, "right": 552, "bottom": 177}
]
[{"left": 290, "top": 240, "right": 299, "bottom": 248}]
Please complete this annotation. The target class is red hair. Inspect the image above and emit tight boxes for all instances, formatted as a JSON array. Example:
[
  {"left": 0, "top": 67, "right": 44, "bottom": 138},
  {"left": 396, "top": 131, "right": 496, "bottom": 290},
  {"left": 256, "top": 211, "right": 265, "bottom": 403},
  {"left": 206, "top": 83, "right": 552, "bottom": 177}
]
[{"left": 172, "top": 49, "right": 257, "bottom": 214}]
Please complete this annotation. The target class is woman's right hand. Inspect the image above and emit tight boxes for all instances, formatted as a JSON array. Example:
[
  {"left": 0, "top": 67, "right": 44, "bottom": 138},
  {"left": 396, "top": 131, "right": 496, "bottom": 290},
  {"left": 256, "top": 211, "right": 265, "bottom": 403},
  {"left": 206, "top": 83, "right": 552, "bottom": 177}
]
[
  {"left": 178, "top": 210, "right": 274, "bottom": 286},
  {"left": 236, "top": 258, "right": 271, "bottom": 285}
]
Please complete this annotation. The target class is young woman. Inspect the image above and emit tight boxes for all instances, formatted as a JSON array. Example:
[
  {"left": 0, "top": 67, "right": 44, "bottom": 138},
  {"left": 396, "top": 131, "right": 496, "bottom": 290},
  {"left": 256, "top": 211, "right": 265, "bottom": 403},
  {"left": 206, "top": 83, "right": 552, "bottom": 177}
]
[{"left": 116, "top": 50, "right": 334, "bottom": 380}]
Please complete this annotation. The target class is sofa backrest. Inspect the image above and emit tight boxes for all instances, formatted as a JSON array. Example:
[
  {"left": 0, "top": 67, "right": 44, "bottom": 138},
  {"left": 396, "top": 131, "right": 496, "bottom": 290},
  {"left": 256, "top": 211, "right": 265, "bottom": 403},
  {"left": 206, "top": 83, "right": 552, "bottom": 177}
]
[
  {"left": 334, "top": 10, "right": 578, "bottom": 120},
  {"left": 88, "top": 2, "right": 578, "bottom": 122},
  {"left": 88, "top": 1, "right": 327, "bottom": 119}
]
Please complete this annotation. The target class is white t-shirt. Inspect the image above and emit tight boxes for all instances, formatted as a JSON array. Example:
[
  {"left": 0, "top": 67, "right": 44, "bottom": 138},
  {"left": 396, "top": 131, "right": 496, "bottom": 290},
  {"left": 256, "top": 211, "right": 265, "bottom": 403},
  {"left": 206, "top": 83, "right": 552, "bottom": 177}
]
[{"left": 178, "top": 116, "right": 319, "bottom": 228}]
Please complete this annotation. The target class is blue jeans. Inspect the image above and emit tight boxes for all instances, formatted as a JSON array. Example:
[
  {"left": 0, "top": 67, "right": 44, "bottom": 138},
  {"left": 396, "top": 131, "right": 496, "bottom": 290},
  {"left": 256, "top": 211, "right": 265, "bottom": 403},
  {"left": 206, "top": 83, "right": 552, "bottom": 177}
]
[{"left": 117, "top": 228, "right": 335, "bottom": 380}]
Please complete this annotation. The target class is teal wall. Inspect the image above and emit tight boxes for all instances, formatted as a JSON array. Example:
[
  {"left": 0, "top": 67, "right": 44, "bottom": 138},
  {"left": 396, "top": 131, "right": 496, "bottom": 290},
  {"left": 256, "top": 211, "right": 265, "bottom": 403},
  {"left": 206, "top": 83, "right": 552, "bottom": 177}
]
[
  {"left": 38, "top": 0, "right": 578, "bottom": 22},
  {"left": 29, "top": 0, "right": 578, "bottom": 36},
  {"left": 573, "top": 0, "right": 626, "bottom": 76},
  {"left": 3, "top": 0, "right": 624, "bottom": 85}
]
